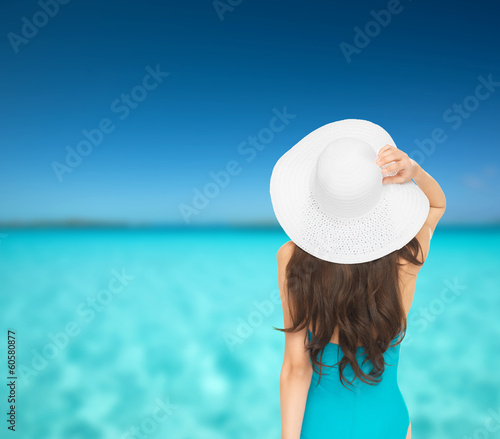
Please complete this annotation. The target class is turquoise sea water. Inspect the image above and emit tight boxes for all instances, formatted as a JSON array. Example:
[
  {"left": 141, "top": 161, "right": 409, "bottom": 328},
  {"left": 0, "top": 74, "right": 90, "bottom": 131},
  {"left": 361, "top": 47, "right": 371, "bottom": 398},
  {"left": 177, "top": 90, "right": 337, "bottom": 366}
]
[{"left": 0, "top": 227, "right": 499, "bottom": 439}]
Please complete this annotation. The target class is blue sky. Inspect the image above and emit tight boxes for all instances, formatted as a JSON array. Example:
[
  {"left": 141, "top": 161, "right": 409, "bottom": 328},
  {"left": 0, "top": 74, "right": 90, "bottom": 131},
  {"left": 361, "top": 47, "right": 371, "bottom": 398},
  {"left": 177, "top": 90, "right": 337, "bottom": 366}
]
[{"left": 1, "top": 0, "right": 499, "bottom": 225}]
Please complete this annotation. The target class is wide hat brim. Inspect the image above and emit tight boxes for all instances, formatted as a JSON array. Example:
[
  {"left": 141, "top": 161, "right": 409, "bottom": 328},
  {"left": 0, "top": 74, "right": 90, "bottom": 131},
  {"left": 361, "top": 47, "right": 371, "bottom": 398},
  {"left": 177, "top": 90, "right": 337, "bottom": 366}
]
[{"left": 269, "top": 119, "right": 430, "bottom": 264}]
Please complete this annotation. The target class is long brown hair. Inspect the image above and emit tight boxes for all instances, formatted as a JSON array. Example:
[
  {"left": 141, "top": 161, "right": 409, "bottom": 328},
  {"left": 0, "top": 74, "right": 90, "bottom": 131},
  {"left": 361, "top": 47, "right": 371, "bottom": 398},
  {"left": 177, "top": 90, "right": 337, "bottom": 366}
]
[{"left": 274, "top": 237, "right": 424, "bottom": 390}]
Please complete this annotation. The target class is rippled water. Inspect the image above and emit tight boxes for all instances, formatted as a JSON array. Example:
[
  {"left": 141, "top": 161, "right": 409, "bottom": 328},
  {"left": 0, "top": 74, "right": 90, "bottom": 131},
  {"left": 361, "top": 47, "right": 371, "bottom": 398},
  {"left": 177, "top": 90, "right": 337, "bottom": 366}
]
[{"left": 0, "top": 227, "right": 499, "bottom": 438}]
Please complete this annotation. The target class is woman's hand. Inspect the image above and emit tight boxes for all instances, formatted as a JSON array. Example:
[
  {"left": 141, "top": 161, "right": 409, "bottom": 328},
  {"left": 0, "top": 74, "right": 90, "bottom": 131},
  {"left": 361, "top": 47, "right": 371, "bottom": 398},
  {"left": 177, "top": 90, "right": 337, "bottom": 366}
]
[{"left": 375, "top": 144, "right": 419, "bottom": 184}]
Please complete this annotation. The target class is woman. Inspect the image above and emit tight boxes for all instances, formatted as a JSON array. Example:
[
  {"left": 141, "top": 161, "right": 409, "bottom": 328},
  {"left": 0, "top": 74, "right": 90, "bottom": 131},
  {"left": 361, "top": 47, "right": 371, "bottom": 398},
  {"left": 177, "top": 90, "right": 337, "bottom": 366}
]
[{"left": 269, "top": 119, "right": 446, "bottom": 439}]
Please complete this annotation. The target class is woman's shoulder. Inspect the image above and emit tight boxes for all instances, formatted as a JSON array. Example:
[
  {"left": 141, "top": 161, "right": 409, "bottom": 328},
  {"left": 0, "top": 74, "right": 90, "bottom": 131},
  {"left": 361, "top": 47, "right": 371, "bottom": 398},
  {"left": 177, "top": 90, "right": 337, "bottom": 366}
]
[{"left": 277, "top": 240, "right": 296, "bottom": 260}]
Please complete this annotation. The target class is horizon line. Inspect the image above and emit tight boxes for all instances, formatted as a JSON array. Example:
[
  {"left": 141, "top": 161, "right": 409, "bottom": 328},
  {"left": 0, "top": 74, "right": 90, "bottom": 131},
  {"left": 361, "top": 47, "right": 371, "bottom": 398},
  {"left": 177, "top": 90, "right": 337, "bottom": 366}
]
[{"left": 0, "top": 218, "right": 499, "bottom": 230}]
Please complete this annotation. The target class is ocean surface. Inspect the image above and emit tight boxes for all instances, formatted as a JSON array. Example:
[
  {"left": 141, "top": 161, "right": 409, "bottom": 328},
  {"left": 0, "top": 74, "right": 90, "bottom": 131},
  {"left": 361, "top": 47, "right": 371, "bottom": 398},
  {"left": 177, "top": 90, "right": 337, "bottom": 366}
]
[{"left": 0, "top": 227, "right": 499, "bottom": 439}]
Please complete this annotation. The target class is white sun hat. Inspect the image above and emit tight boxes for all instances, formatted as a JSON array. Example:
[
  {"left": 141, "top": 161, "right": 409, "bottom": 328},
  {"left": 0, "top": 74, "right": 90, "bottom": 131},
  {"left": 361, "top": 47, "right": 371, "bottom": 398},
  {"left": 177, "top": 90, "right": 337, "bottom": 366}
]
[{"left": 269, "top": 119, "right": 430, "bottom": 264}]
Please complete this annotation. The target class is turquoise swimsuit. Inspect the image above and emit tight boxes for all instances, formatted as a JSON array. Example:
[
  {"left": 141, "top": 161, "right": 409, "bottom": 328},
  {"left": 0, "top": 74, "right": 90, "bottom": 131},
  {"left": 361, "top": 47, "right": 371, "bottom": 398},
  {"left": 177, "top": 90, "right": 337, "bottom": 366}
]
[{"left": 300, "top": 330, "right": 410, "bottom": 439}]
